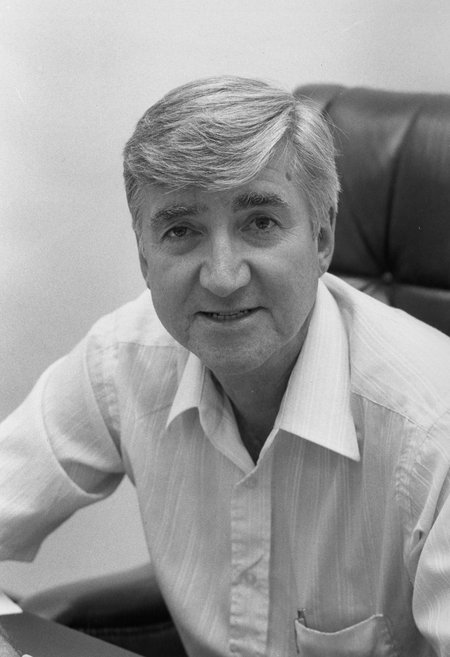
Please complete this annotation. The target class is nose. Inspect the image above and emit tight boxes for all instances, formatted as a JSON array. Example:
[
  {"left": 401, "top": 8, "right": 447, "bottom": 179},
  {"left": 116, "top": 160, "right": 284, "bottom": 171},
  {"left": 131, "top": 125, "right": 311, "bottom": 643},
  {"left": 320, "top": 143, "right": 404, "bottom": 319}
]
[{"left": 199, "top": 236, "right": 251, "bottom": 297}]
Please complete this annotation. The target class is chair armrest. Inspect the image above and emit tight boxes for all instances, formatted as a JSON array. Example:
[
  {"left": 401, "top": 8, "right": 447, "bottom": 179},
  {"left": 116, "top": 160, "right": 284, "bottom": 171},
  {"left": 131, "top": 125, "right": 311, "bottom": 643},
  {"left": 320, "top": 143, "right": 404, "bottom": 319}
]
[{"left": 19, "top": 563, "right": 170, "bottom": 629}]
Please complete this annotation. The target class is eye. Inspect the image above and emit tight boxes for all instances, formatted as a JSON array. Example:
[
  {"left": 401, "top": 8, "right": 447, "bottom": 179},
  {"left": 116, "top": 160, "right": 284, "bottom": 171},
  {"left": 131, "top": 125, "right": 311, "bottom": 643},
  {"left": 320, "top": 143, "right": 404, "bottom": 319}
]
[
  {"left": 247, "top": 215, "right": 278, "bottom": 233},
  {"left": 253, "top": 216, "right": 275, "bottom": 230},
  {"left": 164, "top": 225, "right": 193, "bottom": 240}
]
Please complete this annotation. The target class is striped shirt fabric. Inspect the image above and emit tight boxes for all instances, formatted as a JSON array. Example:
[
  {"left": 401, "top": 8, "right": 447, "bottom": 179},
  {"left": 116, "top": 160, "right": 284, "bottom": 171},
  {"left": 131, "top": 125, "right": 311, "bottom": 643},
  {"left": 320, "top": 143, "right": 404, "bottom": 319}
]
[{"left": 1, "top": 273, "right": 450, "bottom": 656}]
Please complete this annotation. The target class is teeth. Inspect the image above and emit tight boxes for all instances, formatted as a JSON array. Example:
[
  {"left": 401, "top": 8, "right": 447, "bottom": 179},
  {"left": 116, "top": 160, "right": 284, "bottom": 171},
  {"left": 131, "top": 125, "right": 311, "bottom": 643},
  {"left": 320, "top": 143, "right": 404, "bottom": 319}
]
[{"left": 208, "top": 309, "right": 251, "bottom": 321}]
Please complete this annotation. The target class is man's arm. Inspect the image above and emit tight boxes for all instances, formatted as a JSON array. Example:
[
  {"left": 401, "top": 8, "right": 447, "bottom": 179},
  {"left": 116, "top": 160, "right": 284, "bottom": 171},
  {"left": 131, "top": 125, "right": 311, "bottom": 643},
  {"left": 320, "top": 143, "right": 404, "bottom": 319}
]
[
  {"left": 406, "top": 411, "right": 450, "bottom": 656},
  {"left": 412, "top": 487, "right": 450, "bottom": 655},
  {"left": 0, "top": 326, "right": 124, "bottom": 563}
]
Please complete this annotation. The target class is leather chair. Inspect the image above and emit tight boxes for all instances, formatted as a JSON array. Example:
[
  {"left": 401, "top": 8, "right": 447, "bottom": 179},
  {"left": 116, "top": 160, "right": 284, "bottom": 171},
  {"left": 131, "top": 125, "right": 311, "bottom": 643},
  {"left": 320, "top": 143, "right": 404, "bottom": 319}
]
[
  {"left": 20, "top": 85, "right": 450, "bottom": 654},
  {"left": 21, "top": 563, "right": 187, "bottom": 657},
  {"left": 296, "top": 83, "right": 450, "bottom": 335}
]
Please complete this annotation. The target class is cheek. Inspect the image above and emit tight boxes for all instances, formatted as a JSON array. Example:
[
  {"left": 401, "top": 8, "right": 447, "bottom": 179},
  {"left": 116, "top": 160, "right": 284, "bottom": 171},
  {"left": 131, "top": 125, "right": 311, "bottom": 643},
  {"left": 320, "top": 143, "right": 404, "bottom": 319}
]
[
  {"left": 144, "top": 252, "right": 173, "bottom": 293},
  {"left": 268, "top": 243, "right": 318, "bottom": 292},
  {"left": 146, "top": 266, "right": 192, "bottom": 340},
  {"left": 150, "top": 277, "right": 182, "bottom": 317},
  {"left": 151, "top": 292, "right": 190, "bottom": 346},
  {"left": 269, "top": 259, "right": 318, "bottom": 325}
]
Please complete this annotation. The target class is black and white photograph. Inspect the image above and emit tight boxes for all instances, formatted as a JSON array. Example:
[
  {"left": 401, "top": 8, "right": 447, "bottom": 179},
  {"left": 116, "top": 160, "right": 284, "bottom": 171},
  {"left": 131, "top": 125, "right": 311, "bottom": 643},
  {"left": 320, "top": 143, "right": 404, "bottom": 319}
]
[{"left": 1, "top": 1, "right": 450, "bottom": 655}]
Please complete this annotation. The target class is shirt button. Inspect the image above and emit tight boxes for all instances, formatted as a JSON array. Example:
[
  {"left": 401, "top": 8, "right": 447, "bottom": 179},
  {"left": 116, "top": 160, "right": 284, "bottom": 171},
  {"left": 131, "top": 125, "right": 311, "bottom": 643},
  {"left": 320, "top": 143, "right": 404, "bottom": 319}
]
[{"left": 243, "top": 571, "right": 257, "bottom": 586}]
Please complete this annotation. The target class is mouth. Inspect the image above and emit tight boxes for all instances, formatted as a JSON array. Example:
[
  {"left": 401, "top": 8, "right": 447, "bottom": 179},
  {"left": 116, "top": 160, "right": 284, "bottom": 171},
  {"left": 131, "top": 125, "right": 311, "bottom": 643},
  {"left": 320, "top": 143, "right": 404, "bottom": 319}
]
[{"left": 199, "top": 308, "right": 259, "bottom": 322}]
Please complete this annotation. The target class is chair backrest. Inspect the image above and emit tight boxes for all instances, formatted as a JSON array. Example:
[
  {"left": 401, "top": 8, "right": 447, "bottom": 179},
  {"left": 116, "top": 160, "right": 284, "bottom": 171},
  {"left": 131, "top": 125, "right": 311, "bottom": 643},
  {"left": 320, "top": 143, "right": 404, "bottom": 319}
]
[{"left": 295, "top": 84, "right": 450, "bottom": 336}]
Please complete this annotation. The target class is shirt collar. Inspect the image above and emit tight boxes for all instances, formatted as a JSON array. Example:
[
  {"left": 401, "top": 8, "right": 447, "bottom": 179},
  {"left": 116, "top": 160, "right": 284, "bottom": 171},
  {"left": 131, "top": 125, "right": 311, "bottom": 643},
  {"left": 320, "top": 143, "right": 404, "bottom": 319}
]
[
  {"left": 166, "top": 351, "right": 205, "bottom": 427},
  {"left": 275, "top": 279, "right": 360, "bottom": 461},
  {"left": 167, "top": 279, "right": 359, "bottom": 462}
]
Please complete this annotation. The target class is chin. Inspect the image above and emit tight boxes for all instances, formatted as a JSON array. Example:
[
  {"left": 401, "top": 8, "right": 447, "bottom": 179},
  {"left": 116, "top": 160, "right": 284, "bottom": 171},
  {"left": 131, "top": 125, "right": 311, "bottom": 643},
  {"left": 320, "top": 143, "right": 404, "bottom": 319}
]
[{"left": 197, "top": 345, "right": 270, "bottom": 378}]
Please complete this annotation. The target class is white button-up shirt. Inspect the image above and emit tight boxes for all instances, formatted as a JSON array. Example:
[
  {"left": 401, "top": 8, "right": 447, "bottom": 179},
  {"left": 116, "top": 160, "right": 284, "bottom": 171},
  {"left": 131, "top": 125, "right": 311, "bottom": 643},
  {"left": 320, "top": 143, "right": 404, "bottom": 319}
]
[{"left": 1, "top": 274, "right": 450, "bottom": 656}]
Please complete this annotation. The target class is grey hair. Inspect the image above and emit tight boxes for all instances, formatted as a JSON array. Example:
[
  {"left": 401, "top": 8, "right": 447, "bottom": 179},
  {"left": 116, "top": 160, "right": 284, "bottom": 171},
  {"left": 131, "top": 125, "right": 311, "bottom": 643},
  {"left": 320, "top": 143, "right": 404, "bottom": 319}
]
[{"left": 123, "top": 76, "right": 340, "bottom": 238}]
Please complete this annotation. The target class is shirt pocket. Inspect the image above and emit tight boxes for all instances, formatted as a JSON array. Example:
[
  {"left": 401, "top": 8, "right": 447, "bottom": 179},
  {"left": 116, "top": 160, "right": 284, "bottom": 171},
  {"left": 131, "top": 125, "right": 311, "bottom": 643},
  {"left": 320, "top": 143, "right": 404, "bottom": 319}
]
[{"left": 294, "top": 614, "right": 397, "bottom": 657}]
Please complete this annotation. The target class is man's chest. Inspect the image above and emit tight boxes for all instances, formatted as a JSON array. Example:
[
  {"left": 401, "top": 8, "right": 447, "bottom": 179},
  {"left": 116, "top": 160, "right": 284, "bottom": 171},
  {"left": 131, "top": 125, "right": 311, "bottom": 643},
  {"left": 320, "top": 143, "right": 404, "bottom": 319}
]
[{"left": 124, "top": 417, "right": 422, "bottom": 655}]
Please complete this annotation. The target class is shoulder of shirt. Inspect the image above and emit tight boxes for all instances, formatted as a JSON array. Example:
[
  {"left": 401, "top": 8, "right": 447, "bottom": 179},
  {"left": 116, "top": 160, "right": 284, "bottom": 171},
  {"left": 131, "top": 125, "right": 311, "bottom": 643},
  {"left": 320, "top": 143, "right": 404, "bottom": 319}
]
[
  {"left": 75, "top": 292, "right": 187, "bottom": 421},
  {"left": 322, "top": 273, "right": 450, "bottom": 433},
  {"left": 85, "top": 290, "right": 180, "bottom": 350}
]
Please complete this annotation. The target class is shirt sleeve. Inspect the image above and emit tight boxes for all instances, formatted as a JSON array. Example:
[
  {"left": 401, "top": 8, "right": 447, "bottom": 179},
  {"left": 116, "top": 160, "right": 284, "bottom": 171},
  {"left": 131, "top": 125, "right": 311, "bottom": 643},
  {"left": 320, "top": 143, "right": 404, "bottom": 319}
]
[
  {"left": 405, "top": 410, "right": 450, "bottom": 656},
  {"left": 0, "top": 316, "right": 125, "bottom": 562}
]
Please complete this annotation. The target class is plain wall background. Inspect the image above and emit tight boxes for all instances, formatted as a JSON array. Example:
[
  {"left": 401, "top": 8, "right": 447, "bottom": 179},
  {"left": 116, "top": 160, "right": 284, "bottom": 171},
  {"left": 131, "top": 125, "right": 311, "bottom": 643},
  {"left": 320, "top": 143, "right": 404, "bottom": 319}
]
[{"left": 1, "top": 0, "right": 450, "bottom": 598}]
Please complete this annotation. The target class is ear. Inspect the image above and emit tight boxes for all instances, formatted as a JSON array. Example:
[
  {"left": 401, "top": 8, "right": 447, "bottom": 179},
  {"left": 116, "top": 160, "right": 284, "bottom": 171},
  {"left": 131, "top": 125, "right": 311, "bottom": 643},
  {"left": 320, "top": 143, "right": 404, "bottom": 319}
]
[{"left": 317, "top": 207, "right": 336, "bottom": 275}]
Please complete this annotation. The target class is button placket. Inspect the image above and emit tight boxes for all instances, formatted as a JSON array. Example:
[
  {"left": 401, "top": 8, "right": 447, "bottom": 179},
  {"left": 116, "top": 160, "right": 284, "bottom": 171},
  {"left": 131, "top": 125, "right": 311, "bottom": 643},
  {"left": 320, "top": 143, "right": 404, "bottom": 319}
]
[{"left": 229, "top": 459, "right": 273, "bottom": 657}]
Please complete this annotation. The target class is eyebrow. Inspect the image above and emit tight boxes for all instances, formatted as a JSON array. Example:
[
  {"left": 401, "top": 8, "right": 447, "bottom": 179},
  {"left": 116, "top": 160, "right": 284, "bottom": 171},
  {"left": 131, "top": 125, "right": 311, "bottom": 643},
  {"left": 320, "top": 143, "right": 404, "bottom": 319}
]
[
  {"left": 149, "top": 191, "right": 289, "bottom": 228},
  {"left": 231, "top": 191, "right": 289, "bottom": 212},
  {"left": 150, "top": 204, "right": 205, "bottom": 228}
]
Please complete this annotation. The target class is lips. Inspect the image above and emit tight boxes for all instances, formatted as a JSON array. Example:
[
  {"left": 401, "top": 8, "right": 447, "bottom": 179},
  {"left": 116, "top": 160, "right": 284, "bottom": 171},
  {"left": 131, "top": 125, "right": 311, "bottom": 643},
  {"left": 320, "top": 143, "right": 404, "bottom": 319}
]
[{"left": 199, "top": 308, "right": 258, "bottom": 322}]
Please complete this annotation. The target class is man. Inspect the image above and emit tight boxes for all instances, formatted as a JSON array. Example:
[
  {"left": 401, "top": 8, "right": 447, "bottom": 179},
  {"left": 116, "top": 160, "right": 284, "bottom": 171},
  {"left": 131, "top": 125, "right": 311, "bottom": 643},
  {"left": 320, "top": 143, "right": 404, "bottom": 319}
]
[{"left": 1, "top": 76, "right": 450, "bottom": 656}]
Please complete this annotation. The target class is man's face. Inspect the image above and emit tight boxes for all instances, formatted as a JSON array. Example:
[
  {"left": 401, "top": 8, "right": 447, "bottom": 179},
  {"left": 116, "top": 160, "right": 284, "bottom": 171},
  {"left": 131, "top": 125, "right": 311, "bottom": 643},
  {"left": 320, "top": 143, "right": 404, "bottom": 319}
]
[{"left": 137, "top": 154, "right": 334, "bottom": 383}]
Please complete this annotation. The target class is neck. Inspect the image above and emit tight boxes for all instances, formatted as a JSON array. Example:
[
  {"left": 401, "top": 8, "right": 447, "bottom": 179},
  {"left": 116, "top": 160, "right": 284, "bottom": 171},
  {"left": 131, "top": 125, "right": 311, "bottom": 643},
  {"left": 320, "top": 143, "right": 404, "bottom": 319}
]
[
  {"left": 211, "top": 311, "right": 313, "bottom": 462},
  {"left": 214, "top": 358, "right": 297, "bottom": 463}
]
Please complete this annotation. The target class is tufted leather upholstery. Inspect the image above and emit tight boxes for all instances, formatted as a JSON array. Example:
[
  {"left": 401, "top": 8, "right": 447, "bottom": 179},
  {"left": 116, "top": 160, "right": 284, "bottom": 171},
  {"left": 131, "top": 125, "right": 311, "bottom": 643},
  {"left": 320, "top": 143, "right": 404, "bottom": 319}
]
[{"left": 295, "top": 84, "right": 450, "bottom": 336}]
